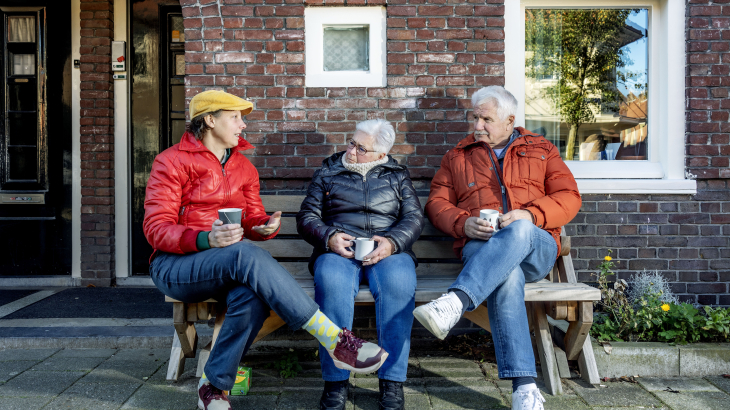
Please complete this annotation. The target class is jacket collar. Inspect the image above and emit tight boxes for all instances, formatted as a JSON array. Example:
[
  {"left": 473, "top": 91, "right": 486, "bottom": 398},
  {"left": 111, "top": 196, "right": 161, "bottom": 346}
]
[
  {"left": 319, "top": 152, "right": 404, "bottom": 176},
  {"left": 177, "top": 131, "right": 255, "bottom": 153},
  {"left": 453, "top": 127, "right": 542, "bottom": 150}
]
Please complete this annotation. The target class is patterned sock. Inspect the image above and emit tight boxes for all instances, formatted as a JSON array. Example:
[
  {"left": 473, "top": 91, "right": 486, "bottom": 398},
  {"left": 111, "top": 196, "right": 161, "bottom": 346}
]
[{"left": 301, "top": 310, "right": 342, "bottom": 350}]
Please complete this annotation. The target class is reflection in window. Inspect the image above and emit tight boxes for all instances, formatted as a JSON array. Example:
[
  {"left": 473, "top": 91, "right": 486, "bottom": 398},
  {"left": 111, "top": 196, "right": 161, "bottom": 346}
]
[
  {"left": 8, "top": 17, "right": 35, "bottom": 43},
  {"left": 323, "top": 25, "right": 369, "bottom": 71},
  {"left": 525, "top": 9, "right": 648, "bottom": 161}
]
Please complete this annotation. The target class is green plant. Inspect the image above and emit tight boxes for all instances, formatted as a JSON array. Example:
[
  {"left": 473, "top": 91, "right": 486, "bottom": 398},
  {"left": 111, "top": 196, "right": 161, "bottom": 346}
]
[
  {"left": 701, "top": 306, "right": 730, "bottom": 342},
  {"left": 267, "top": 349, "right": 303, "bottom": 379},
  {"left": 656, "top": 303, "right": 705, "bottom": 344}
]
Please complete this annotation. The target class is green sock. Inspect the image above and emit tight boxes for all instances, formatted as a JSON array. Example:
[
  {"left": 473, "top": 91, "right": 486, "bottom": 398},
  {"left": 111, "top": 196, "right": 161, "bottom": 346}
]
[{"left": 302, "top": 310, "right": 342, "bottom": 350}]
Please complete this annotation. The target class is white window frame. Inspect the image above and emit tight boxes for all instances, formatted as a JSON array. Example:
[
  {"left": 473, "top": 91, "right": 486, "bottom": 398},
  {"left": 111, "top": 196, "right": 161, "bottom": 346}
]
[
  {"left": 305, "top": 7, "right": 386, "bottom": 88},
  {"left": 505, "top": 0, "right": 694, "bottom": 194}
]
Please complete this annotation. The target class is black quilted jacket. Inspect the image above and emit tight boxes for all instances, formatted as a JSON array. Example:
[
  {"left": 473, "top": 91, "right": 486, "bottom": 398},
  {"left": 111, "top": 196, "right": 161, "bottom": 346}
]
[{"left": 296, "top": 152, "right": 424, "bottom": 274}]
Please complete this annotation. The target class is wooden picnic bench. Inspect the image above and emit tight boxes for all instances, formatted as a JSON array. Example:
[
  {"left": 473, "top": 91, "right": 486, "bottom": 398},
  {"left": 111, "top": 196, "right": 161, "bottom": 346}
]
[{"left": 165, "top": 195, "right": 601, "bottom": 395}]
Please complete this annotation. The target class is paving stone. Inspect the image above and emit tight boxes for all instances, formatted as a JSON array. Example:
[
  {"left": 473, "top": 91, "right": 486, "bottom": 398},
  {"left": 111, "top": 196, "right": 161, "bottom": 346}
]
[
  {"left": 282, "top": 377, "right": 325, "bottom": 389},
  {"left": 278, "top": 390, "right": 324, "bottom": 409},
  {"left": 423, "top": 377, "right": 495, "bottom": 391},
  {"left": 119, "top": 382, "right": 198, "bottom": 410},
  {"left": 43, "top": 382, "right": 141, "bottom": 410},
  {"left": 30, "top": 356, "right": 107, "bottom": 372},
  {"left": 228, "top": 394, "right": 279, "bottom": 408},
  {"left": 0, "top": 396, "right": 53, "bottom": 410},
  {"left": 0, "top": 370, "right": 85, "bottom": 397},
  {"left": 351, "top": 378, "right": 426, "bottom": 395},
  {"left": 428, "top": 386, "right": 508, "bottom": 409},
  {"left": 107, "top": 349, "right": 170, "bottom": 362},
  {"left": 654, "top": 391, "right": 730, "bottom": 410},
  {"left": 0, "top": 361, "right": 36, "bottom": 383},
  {"left": 79, "top": 360, "right": 165, "bottom": 384},
  {"left": 418, "top": 358, "right": 484, "bottom": 378},
  {"left": 566, "top": 379, "right": 664, "bottom": 407},
  {"left": 0, "top": 348, "right": 59, "bottom": 362},
  {"left": 53, "top": 349, "right": 118, "bottom": 358},
  {"left": 480, "top": 362, "right": 499, "bottom": 380},
  {"left": 353, "top": 390, "right": 429, "bottom": 410},
  {"left": 705, "top": 375, "right": 730, "bottom": 394},
  {"left": 637, "top": 377, "right": 721, "bottom": 392}
]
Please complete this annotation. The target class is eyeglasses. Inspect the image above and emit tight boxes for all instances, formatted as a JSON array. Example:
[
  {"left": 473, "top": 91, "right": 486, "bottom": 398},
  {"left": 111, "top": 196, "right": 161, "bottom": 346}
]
[{"left": 347, "top": 140, "right": 378, "bottom": 156}]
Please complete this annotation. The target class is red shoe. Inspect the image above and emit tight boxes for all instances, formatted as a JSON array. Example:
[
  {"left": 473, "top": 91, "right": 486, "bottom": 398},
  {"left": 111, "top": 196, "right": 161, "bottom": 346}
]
[
  {"left": 198, "top": 380, "right": 232, "bottom": 410},
  {"left": 327, "top": 328, "right": 389, "bottom": 374}
]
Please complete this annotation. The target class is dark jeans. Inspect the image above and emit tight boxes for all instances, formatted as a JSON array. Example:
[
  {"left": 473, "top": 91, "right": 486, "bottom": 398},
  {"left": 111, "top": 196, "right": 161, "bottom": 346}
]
[{"left": 150, "top": 241, "right": 319, "bottom": 390}]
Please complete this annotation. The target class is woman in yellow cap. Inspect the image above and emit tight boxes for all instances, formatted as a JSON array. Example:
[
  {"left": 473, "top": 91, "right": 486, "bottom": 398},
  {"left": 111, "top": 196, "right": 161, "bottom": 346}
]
[{"left": 143, "top": 90, "right": 388, "bottom": 410}]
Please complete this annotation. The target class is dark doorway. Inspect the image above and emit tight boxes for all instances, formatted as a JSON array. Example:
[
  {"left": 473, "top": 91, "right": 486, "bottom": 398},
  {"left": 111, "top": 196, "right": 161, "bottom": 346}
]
[
  {"left": 130, "top": 0, "right": 184, "bottom": 275},
  {"left": 0, "top": 2, "right": 72, "bottom": 275}
]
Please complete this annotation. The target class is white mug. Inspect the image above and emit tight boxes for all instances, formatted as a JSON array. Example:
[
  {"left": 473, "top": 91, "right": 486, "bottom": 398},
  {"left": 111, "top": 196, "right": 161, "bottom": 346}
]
[
  {"left": 353, "top": 237, "right": 376, "bottom": 261},
  {"left": 479, "top": 209, "right": 500, "bottom": 231}
]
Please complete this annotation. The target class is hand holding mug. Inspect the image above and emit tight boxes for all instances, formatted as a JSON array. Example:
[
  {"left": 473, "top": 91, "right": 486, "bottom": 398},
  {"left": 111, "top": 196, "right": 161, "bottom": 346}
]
[
  {"left": 361, "top": 235, "right": 393, "bottom": 266},
  {"left": 464, "top": 217, "right": 495, "bottom": 240},
  {"left": 499, "top": 209, "right": 533, "bottom": 229},
  {"left": 209, "top": 219, "right": 243, "bottom": 248},
  {"left": 328, "top": 232, "right": 355, "bottom": 258}
]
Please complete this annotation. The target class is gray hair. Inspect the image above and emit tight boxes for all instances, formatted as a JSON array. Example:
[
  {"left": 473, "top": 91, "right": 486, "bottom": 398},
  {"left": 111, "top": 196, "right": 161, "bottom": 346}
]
[
  {"left": 355, "top": 119, "right": 395, "bottom": 154},
  {"left": 471, "top": 86, "right": 518, "bottom": 121}
]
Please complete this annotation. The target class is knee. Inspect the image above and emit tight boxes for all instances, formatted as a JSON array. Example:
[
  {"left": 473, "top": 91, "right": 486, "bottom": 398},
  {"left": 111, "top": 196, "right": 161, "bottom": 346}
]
[{"left": 503, "top": 219, "right": 533, "bottom": 241}]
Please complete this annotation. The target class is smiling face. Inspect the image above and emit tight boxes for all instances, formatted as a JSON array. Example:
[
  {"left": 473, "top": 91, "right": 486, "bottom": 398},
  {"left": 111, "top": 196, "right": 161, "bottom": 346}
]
[
  {"left": 345, "top": 131, "right": 386, "bottom": 164},
  {"left": 473, "top": 101, "right": 515, "bottom": 149},
  {"left": 204, "top": 110, "right": 247, "bottom": 150}
]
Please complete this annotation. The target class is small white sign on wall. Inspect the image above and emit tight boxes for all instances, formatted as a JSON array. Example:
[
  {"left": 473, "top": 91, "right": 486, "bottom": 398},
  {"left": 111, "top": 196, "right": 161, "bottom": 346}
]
[{"left": 305, "top": 7, "right": 386, "bottom": 88}]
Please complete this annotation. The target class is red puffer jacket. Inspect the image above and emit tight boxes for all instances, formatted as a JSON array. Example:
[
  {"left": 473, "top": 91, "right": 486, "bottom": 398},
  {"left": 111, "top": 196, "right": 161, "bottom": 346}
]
[
  {"left": 143, "top": 131, "right": 277, "bottom": 259},
  {"left": 425, "top": 127, "right": 581, "bottom": 258}
]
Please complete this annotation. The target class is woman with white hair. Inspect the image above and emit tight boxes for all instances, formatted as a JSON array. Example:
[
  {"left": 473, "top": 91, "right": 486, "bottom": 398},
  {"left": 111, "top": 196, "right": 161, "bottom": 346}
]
[{"left": 297, "top": 119, "right": 423, "bottom": 410}]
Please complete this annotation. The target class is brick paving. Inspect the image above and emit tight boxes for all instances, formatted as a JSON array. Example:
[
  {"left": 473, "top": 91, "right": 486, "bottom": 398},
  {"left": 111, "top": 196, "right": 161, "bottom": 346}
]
[{"left": 0, "top": 347, "right": 727, "bottom": 409}]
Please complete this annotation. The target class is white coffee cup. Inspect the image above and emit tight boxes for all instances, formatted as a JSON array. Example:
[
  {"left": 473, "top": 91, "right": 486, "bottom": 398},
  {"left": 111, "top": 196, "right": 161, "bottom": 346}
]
[
  {"left": 479, "top": 209, "right": 500, "bottom": 231},
  {"left": 353, "top": 237, "right": 376, "bottom": 261}
]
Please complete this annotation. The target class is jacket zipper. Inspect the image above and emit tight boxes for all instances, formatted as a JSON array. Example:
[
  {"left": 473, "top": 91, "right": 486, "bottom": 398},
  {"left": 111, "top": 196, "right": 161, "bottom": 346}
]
[
  {"left": 220, "top": 154, "right": 231, "bottom": 207},
  {"left": 482, "top": 143, "right": 510, "bottom": 213}
]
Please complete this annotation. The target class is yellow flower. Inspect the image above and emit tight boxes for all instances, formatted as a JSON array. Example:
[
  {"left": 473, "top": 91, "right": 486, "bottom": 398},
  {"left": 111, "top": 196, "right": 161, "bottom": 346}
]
[
  {"left": 604, "top": 256, "right": 612, "bottom": 261},
  {"left": 661, "top": 304, "right": 670, "bottom": 312}
]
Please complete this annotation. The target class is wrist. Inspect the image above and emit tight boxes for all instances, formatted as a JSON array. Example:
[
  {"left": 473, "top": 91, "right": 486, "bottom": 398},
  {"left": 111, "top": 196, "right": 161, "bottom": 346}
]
[{"left": 386, "top": 237, "right": 398, "bottom": 254}]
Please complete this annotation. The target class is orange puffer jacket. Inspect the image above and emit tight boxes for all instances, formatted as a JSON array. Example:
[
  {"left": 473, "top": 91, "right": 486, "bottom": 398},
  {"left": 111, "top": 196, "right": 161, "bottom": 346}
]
[
  {"left": 425, "top": 127, "right": 581, "bottom": 258},
  {"left": 143, "top": 132, "right": 276, "bottom": 259}
]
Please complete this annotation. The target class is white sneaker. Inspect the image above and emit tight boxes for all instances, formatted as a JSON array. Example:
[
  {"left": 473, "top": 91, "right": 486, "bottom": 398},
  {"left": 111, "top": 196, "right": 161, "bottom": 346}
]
[
  {"left": 412, "top": 292, "right": 463, "bottom": 340},
  {"left": 511, "top": 384, "right": 545, "bottom": 410}
]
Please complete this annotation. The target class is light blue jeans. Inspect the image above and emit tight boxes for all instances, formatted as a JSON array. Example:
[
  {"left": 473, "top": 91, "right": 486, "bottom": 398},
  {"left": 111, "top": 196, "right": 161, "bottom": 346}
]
[
  {"left": 150, "top": 241, "right": 320, "bottom": 391},
  {"left": 450, "top": 219, "right": 557, "bottom": 379},
  {"left": 313, "top": 252, "right": 417, "bottom": 382}
]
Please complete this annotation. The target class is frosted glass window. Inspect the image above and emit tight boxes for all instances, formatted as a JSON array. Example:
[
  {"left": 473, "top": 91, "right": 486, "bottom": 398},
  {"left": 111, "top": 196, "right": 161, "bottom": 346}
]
[
  {"left": 10, "top": 53, "right": 35, "bottom": 76},
  {"left": 323, "top": 25, "right": 369, "bottom": 71},
  {"left": 8, "top": 17, "right": 35, "bottom": 43}
]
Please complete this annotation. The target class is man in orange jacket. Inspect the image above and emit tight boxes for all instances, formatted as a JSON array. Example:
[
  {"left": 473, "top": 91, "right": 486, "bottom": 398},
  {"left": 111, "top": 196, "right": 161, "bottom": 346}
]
[{"left": 413, "top": 86, "right": 581, "bottom": 410}]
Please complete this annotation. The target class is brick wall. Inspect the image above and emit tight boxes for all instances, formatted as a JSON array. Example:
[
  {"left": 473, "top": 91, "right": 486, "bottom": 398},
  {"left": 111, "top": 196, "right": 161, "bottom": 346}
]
[
  {"left": 80, "top": 0, "right": 115, "bottom": 286},
  {"left": 181, "top": 0, "right": 504, "bottom": 192},
  {"left": 179, "top": 1, "right": 729, "bottom": 306},
  {"left": 686, "top": 1, "right": 730, "bottom": 180}
]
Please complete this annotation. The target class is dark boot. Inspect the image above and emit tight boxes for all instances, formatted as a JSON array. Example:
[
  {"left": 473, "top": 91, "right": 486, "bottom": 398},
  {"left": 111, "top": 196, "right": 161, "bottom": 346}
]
[
  {"left": 378, "top": 379, "right": 405, "bottom": 410},
  {"left": 319, "top": 380, "right": 349, "bottom": 410}
]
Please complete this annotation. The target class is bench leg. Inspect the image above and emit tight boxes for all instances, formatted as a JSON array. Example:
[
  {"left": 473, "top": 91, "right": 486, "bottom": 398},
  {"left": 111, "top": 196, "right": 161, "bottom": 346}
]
[
  {"left": 553, "top": 343, "right": 571, "bottom": 378},
  {"left": 197, "top": 341, "right": 212, "bottom": 378},
  {"left": 462, "top": 304, "right": 491, "bottom": 333},
  {"left": 166, "top": 330, "right": 187, "bottom": 381},
  {"left": 173, "top": 302, "right": 198, "bottom": 358},
  {"left": 563, "top": 302, "right": 593, "bottom": 360},
  {"left": 253, "top": 311, "right": 287, "bottom": 344},
  {"left": 578, "top": 337, "right": 601, "bottom": 384},
  {"left": 530, "top": 302, "right": 563, "bottom": 395}
]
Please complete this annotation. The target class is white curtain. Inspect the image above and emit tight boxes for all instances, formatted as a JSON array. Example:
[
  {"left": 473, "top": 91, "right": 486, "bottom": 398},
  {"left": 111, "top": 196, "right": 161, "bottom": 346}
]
[
  {"left": 12, "top": 54, "right": 35, "bottom": 76},
  {"left": 8, "top": 17, "right": 36, "bottom": 43}
]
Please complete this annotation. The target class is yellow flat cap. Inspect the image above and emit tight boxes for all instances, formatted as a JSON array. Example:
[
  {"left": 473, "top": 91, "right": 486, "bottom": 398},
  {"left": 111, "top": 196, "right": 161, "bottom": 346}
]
[{"left": 189, "top": 90, "right": 253, "bottom": 118}]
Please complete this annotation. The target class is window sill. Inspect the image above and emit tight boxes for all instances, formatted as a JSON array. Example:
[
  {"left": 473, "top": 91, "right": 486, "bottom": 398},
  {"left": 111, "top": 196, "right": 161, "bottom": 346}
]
[{"left": 577, "top": 179, "right": 697, "bottom": 194}]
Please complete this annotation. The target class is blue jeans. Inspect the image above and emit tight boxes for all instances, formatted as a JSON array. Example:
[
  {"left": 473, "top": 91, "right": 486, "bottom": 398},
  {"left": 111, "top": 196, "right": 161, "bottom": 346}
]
[
  {"left": 150, "top": 241, "right": 319, "bottom": 391},
  {"left": 313, "top": 253, "right": 416, "bottom": 382},
  {"left": 450, "top": 219, "right": 557, "bottom": 379}
]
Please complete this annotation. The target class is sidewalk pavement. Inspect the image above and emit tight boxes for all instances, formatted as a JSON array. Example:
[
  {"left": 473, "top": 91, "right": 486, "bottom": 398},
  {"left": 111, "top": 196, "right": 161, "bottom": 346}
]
[{"left": 0, "top": 346, "right": 728, "bottom": 410}]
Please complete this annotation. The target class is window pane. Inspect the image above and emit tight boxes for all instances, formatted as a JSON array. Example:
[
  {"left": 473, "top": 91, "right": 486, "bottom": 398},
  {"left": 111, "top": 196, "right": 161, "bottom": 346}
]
[
  {"left": 171, "top": 120, "right": 186, "bottom": 145},
  {"left": 8, "top": 112, "right": 37, "bottom": 146},
  {"left": 171, "top": 15, "right": 184, "bottom": 42},
  {"left": 171, "top": 85, "right": 185, "bottom": 112},
  {"left": 8, "top": 80, "right": 37, "bottom": 111},
  {"left": 8, "top": 17, "right": 36, "bottom": 43},
  {"left": 323, "top": 25, "right": 369, "bottom": 71},
  {"left": 10, "top": 53, "right": 35, "bottom": 76},
  {"left": 8, "top": 147, "right": 37, "bottom": 180},
  {"left": 525, "top": 9, "right": 648, "bottom": 161}
]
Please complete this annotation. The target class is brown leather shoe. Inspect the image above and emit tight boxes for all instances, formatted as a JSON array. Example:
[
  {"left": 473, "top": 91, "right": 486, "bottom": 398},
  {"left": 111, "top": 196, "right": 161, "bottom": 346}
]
[{"left": 327, "top": 328, "right": 389, "bottom": 374}]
